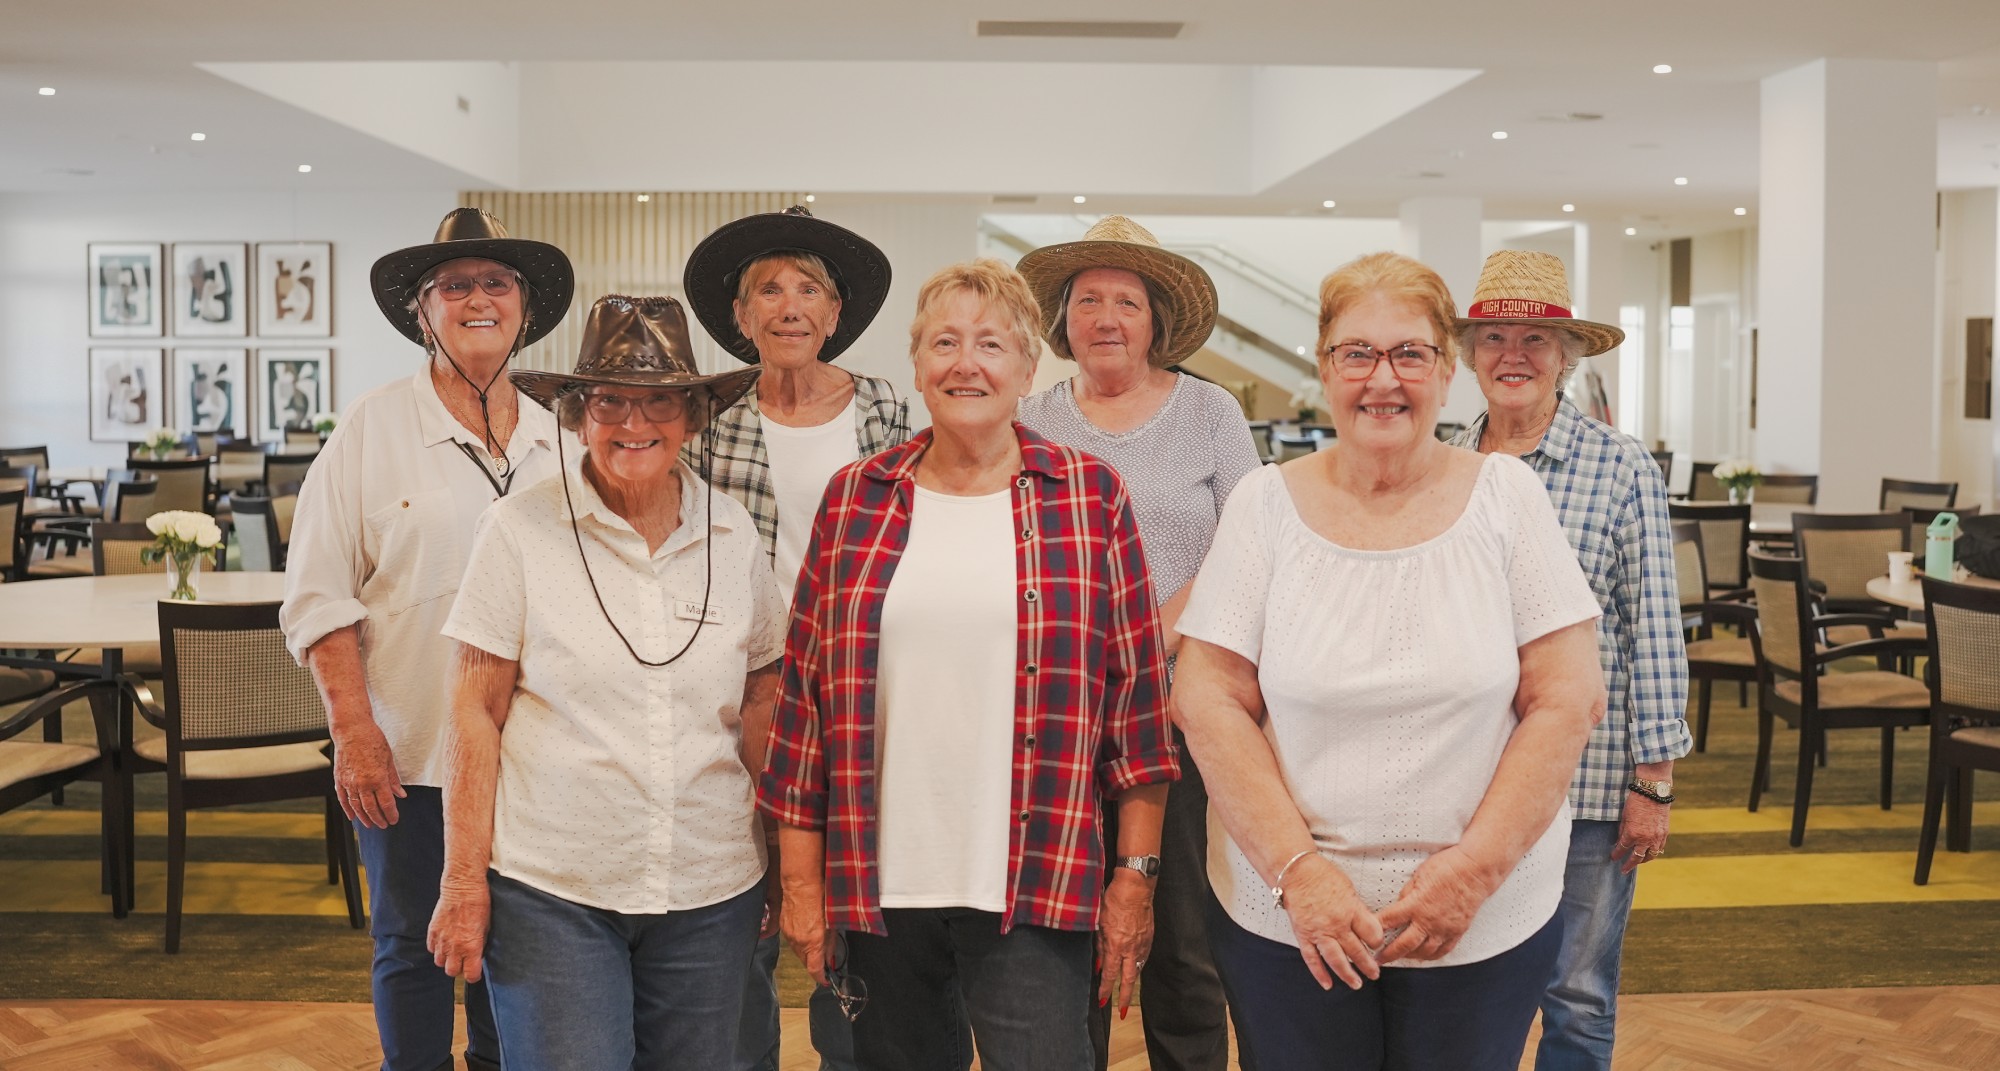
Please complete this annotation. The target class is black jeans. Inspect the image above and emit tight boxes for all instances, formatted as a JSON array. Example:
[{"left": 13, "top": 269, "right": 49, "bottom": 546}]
[{"left": 844, "top": 908, "right": 1093, "bottom": 1071}]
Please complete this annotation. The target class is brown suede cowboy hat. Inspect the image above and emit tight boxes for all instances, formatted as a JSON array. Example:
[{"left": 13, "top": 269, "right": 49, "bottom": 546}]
[{"left": 512, "top": 295, "right": 759, "bottom": 416}]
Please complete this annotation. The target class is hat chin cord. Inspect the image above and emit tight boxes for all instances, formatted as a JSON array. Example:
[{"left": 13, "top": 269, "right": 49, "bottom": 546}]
[{"left": 420, "top": 301, "right": 526, "bottom": 479}]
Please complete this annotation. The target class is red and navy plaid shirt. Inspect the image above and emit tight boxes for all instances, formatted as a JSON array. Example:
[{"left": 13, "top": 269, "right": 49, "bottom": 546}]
[{"left": 757, "top": 424, "right": 1179, "bottom": 936}]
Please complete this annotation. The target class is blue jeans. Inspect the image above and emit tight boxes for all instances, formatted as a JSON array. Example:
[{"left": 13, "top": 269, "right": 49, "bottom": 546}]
[
  {"left": 844, "top": 909, "right": 1093, "bottom": 1071},
  {"left": 1207, "top": 891, "right": 1562, "bottom": 1071},
  {"left": 739, "top": 930, "right": 858, "bottom": 1071},
  {"left": 484, "top": 871, "right": 763, "bottom": 1071},
  {"left": 353, "top": 785, "right": 499, "bottom": 1071},
  {"left": 1535, "top": 819, "right": 1637, "bottom": 1071}
]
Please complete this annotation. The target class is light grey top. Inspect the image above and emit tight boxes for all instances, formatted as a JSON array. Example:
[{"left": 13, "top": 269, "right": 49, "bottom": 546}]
[{"left": 1019, "top": 374, "right": 1262, "bottom": 606}]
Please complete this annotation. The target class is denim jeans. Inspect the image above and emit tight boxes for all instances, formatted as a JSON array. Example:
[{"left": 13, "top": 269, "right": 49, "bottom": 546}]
[
  {"left": 844, "top": 909, "right": 1093, "bottom": 1071},
  {"left": 1535, "top": 819, "right": 1637, "bottom": 1071},
  {"left": 1208, "top": 891, "right": 1562, "bottom": 1071},
  {"left": 484, "top": 871, "right": 763, "bottom": 1071},
  {"left": 353, "top": 785, "right": 499, "bottom": 1071},
  {"left": 739, "top": 930, "right": 858, "bottom": 1071}
]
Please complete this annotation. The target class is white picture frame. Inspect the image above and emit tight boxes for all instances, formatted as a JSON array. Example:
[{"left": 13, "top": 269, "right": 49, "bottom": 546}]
[
  {"left": 171, "top": 242, "right": 250, "bottom": 337},
  {"left": 88, "top": 348, "right": 165, "bottom": 442},
  {"left": 255, "top": 241, "right": 332, "bottom": 338},
  {"left": 171, "top": 348, "right": 249, "bottom": 438},
  {"left": 253, "top": 348, "right": 330, "bottom": 442},
  {"left": 88, "top": 243, "right": 164, "bottom": 337}
]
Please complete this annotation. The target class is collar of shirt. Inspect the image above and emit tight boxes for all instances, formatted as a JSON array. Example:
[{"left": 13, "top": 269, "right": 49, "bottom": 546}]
[
  {"left": 563, "top": 455, "right": 736, "bottom": 558},
  {"left": 1461, "top": 391, "right": 1580, "bottom": 465},
  {"left": 412, "top": 368, "right": 557, "bottom": 459},
  {"left": 860, "top": 422, "right": 1070, "bottom": 485}
]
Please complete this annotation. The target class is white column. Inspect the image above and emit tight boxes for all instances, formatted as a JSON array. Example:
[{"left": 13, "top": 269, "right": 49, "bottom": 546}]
[
  {"left": 1574, "top": 220, "right": 1626, "bottom": 433},
  {"left": 1399, "top": 196, "right": 1484, "bottom": 422},
  {"left": 1755, "top": 58, "right": 1938, "bottom": 510}
]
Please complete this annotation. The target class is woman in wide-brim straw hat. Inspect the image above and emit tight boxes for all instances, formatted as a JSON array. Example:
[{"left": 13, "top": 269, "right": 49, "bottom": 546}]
[
  {"left": 281, "top": 206, "right": 573, "bottom": 1071},
  {"left": 682, "top": 204, "right": 906, "bottom": 1071},
  {"left": 1449, "top": 249, "right": 1689, "bottom": 1069},
  {"left": 1017, "top": 216, "right": 1259, "bottom": 1071},
  {"left": 428, "top": 294, "right": 788, "bottom": 1070}
]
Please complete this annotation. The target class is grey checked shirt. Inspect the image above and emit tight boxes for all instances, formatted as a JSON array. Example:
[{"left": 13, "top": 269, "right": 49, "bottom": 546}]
[{"left": 1456, "top": 395, "right": 1692, "bottom": 820}]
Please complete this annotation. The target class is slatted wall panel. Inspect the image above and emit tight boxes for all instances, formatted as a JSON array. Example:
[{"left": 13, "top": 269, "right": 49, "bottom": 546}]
[{"left": 459, "top": 191, "right": 805, "bottom": 374}]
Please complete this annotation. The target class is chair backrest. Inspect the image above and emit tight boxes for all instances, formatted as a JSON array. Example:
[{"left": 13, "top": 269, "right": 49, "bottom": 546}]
[
  {"left": 1689, "top": 461, "right": 1724, "bottom": 502},
  {"left": 231, "top": 496, "right": 281, "bottom": 572},
  {"left": 1670, "top": 520, "right": 1709, "bottom": 613},
  {"left": 1272, "top": 431, "right": 1320, "bottom": 463},
  {"left": 1246, "top": 421, "right": 1274, "bottom": 463},
  {"left": 215, "top": 441, "right": 271, "bottom": 495},
  {"left": 264, "top": 453, "right": 316, "bottom": 496},
  {"left": 1651, "top": 451, "right": 1675, "bottom": 487},
  {"left": 190, "top": 431, "right": 221, "bottom": 457},
  {"left": 1907, "top": 504, "right": 1982, "bottom": 556},
  {"left": 1748, "top": 550, "right": 1810, "bottom": 680},
  {"left": 0, "top": 465, "right": 34, "bottom": 497},
  {"left": 111, "top": 479, "right": 158, "bottom": 524},
  {"left": 283, "top": 428, "right": 322, "bottom": 451},
  {"left": 1921, "top": 576, "right": 2000, "bottom": 723},
  {"left": 1433, "top": 421, "right": 1465, "bottom": 443},
  {"left": 1793, "top": 512, "right": 1907, "bottom": 605},
  {"left": 272, "top": 493, "right": 298, "bottom": 546},
  {"left": 91, "top": 521, "right": 167, "bottom": 576},
  {"left": 127, "top": 457, "right": 211, "bottom": 514},
  {"left": 1757, "top": 474, "right": 1819, "bottom": 504},
  {"left": 0, "top": 488, "right": 21, "bottom": 573},
  {"left": 157, "top": 600, "right": 329, "bottom": 751},
  {"left": 1881, "top": 477, "right": 1957, "bottom": 512},
  {"left": 1668, "top": 502, "right": 1752, "bottom": 590},
  {"left": 0, "top": 446, "right": 52, "bottom": 474}
]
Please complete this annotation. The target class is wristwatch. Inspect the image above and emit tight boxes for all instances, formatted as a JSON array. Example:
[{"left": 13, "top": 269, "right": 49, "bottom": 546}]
[
  {"left": 1628, "top": 777, "right": 1675, "bottom": 804},
  {"left": 1117, "top": 854, "right": 1162, "bottom": 879}
]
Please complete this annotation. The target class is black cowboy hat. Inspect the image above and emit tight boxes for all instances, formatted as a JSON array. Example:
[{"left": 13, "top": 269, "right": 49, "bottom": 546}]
[
  {"left": 681, "top": 205, "right": 891, "bottom": 365},
  {"left": 371, "top": 208, "right": 575, "bottom": 348},
  {"left": 512, "top": 295, "right": 760, "bottom": 416}
]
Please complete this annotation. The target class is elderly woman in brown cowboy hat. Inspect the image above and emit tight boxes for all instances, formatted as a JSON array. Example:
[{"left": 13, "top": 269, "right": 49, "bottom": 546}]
[
  {"left": 282, "top": 207, "right": 572, "bottom": 1071},
  {"left": 683, "top": 205, "right": 906, "bottom": 1071},
  {"left": 425, "top": 295, "right": 785, "bottom": 1070},
  {"left": 1448, "top": 250, "right": 1688, "bottom": 1069},
  {"left": 1016, "top": 216, "right": 1260, "bottom": 1071}
]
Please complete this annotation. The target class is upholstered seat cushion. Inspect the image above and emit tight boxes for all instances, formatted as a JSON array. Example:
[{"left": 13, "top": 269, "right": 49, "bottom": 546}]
[
  {"left": 25, "top": 555, "right": 92, "bottom": 579},
  {"left": 1774, "top": 671, "right": 1930, "bottom": 710},
  {"left": 1825, "top": 622, "right": 1927, "bottom": 648},
  {"left": 0, "top": 741, "right": 100, "bottom": 789},
  {"left": 1686, "top": 637, "right": 1755, "bottom": 667},
  {"left": 132, "top": 737, "right": 330, "bottom": 780},
  {"left": 1950, "top": 726, "right": 2000, "bottom": 750},
  {"left": 0, "top": 666, "right": 57, "bottom": 704}
]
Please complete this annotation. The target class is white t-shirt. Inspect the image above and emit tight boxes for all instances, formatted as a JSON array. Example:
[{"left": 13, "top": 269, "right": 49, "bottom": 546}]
[
  {"left": 874, "top": 486, "right": 1017, "bottom": 911},
  {"left": 1177, "top": 455, "right": 1601, "bottom": 967},
  {"left": 761, "top": 400, "right": 860, "bottom": 606},
  {"left": 442, "top": 460, "right": 787, "bottom": 914}
]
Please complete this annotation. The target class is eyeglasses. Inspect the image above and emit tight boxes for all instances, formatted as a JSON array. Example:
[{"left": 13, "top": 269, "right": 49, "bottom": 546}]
[
  {"left": 1326, "top": 342, "right": 1445, "bottom": 381},
  {"left": 425, "top": 272, "right": 520, "bottom": 301},
  {"left": 583, "top": 391, "right": 688, "bottom": 424},
  {"left": 824, "top": 932, "right": 869, "bottom": 1023}
]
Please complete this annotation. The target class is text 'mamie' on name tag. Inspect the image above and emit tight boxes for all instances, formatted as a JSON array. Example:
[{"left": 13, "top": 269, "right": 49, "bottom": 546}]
[{"left": 675, "top": 600, "right": 724, "bottom": 624}]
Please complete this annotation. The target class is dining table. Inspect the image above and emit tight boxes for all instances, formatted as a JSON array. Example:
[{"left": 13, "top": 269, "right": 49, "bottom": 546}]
[
  {"left": 1747, "top": 503, "right": 1805, "bottom": 538},
  {"left": 1865, "top": 570, "right": 2000, "bottom": 612}
]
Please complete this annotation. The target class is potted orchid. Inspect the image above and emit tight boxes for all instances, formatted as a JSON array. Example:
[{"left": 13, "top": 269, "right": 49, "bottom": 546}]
[
  {"left": 311, "top": 410, "right": 338, "bottom": 436},
  {"left": 1288, "top": 376, "right": 1327, "bottom": 423},
  {"left": 1714, "top": 460, "right": 1763, "bottom": 503},
  {"left": 140, "top": 426, "right": 182, "bottom": 460},
  {"left": 141, "top": 510, "right": 224, "bottom": 601}
]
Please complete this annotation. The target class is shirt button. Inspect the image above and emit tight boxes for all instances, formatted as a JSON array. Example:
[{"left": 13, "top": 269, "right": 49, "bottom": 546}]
[
  {"left": 1015, "top": 476, "right": 1031, "bottom": 490},
  {"left": 1024, "top": 662, "right": 1038, "bottom": 674},
  {"left": 1020, "top": 527, "right": 1033, "bottom": 540},
  {"left": 1018, "top": 810, "right": 1031, "bottom": 822},
  {"left": 1023, "top": 734, "right": 1036, "bottom": 747},
  {"left": 400, "top": 500, "right": 410, "bottom": 508},
  {"left": 1023, "top": 589, "right": 1039, "bottom": 603}
]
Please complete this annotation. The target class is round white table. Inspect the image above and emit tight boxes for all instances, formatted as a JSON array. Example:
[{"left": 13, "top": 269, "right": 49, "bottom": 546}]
[
  {"left": 1865, "top": 572, "right": 2000, "bottom": 612},
  {"left": 0, "top": 572, "right": 286, "bottom": 650},
  {"left": 1747, "top": 503, "right": 1805, "bottom": 537}
]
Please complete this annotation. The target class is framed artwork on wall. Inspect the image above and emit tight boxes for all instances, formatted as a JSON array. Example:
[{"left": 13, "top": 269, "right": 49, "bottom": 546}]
[
  {"left": 88, "top": 243, "right": 164, "bottom": 337},
  {"left": 88, "top": 348, "right": 165, "bottom": 442},
  {"left": 171, "top": 348, "right": 248, "bottom": 438},
  {"left": 255, "top": 241, "right": 332, "bottom": 338},
  {"left": 171, "top": 242, "right": 250, "bottom": 337},
  {"left": 253, "top": 348, "right": 330, "bottom": 442}
]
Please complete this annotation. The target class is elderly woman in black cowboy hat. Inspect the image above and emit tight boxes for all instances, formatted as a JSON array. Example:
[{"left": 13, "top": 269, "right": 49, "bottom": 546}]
[
  {"left": 426, "top": 295, "right": 785, "bottom": 1069},
  {"left": 282, "top": 207, "right": 573, "bottom": 1071},
  {"left": 683, "top": 204, "right": 907, "bottom": 1071},
  {"left": 1016, "top": 216, "right": 1261, "bottom": 1071}
]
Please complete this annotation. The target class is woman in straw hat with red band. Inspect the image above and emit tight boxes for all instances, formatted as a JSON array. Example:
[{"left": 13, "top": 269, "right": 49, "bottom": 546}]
[
  {"left": 1450, "top": 250, "right": 1689, "bottom": 1070},
  {"left": 282, "top": 207, "right": 574, "bottom": 1071},
  {"left": 1174, "top": 251, "right": 1605, "bottom": 1069},
  {"left": 427, "top": 295, "right": 786, "bottom": 1070},
  {"left": 1016, "top": 215, "right": 1260, "bottom": 1071}
]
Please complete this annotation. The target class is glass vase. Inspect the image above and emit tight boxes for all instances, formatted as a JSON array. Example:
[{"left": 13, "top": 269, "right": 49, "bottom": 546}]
[
  {"left": 165, "top": 549, "right": 201, "bottom": 602},
  {"left": 1727, "top": 485, "right": 1750, "bottom": 505}
]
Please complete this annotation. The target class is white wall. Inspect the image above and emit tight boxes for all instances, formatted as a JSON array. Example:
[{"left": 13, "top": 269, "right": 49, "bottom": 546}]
[
  {"left": 1939, "top": 188, "right": 1997, "bottom": 507},
  {"left": 0, "top": 190, "right": 458, "bottom": 465}
]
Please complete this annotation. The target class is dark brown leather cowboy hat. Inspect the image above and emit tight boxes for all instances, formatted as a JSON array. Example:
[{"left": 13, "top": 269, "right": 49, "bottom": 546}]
[
  {"left": 512, "top": 295, "right": 759, "bottom": 416},
  {"left": 371, "top": 207, "right": 574, "bottom": 348},
  {"left": 681, "top": 205, "right": 891, "bottom": 365}
]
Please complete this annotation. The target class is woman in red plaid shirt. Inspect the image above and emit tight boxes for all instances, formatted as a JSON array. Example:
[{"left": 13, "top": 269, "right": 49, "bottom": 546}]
[{"left": 758, "top": 259, "right": 1181, "bottom": 1070}]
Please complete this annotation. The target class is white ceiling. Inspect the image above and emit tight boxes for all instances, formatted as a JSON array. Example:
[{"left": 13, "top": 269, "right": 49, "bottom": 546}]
[{"left": 5, "top": 1, "right": 2000, "bottom": 235}]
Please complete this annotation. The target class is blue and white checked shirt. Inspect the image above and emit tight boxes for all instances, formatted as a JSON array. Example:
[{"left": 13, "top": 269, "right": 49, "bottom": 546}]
[{"left": 1456, "top": 396, "right": 1691, "bottom": 820}]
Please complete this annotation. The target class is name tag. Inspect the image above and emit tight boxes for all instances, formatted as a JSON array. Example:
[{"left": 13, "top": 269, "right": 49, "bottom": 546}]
[{"left": 675, "top": 600, "right": 724, "bottom": 624}]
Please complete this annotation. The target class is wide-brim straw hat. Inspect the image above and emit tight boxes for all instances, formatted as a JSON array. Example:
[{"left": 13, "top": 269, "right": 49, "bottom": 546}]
[
  {"left": 371, "top": 207, "right": 575, "bottom": 348},
  {"left": 682, "top": 205, "right": 892, "bottom": 365},
  {"left": 1455, "top": 250, "right": 1624, "bottom": 357},
  {"left": 1015, "top": 215, "right": 1218, "bottom": 369},
  {"left": 512, "top": 295, "right": 759, "bottom": 416}
]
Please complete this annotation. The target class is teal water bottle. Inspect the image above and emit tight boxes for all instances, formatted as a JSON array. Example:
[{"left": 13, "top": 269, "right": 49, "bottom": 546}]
[{"left": 1926, "top": 512, "right": 1960, "bottom": 580}]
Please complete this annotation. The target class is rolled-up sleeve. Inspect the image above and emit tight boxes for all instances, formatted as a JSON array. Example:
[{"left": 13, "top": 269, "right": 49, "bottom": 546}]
[
  {"left": 439, "top": 508, "right": 526, "bottom": 662},
  {"left": 1619, "top": 462, "right": 1692, "bottom": 764},
  {"left": 280, "top": 419, "right": 370, "bottom": 663},
  {"left": 757, "top": 492, "right": 832, "bottom": 830},
  {"left": 1095, "top": 477, "right": 1179, "bottom": 796}
]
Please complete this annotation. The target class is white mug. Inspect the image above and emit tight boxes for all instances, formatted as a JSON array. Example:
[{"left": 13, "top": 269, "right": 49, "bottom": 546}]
[{"left": 1888, "top": 551, "right": 1915, "bottom": 584}]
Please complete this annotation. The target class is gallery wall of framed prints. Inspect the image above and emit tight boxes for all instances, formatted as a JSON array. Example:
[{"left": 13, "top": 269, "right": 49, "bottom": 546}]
[{"left": 86, "top": 239, "right": 334, "bottom": 442}]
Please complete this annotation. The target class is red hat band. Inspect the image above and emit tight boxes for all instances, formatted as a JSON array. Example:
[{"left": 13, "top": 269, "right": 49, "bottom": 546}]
[{"left": 1466, "top": 298, "right": 1573, "bottom": 319}]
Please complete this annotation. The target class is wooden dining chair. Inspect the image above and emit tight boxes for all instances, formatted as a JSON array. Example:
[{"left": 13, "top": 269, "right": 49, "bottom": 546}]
[
  {"left": 0, "top": 677, "right": 130, "bottom": 917},
  {"left": 1880, "top": 478, "right": 1958, "bottom": 512},
  {"left": 1915, "top": 576, "right": 2000, "bottom": 884},
  {"left": 1792, "top": 512, "right": 1913, "bottom": 615},
  {"left": 127, "top": 457, "right": 213, "bottom": 515},
  {"left": 1746, "top": 551, "right": 1931, "bottom": 846},
  {"left": 1271, "top": 431, "right": 1322, "bottom": 464},
  {"left": 1757, "top": 474, "right": 1819, "bottom": 505},
  {"left": 283, "top": 428, "right": 323, "bottom": 452},
  {"left": 1688, "top": 461, "right": 1725, "bottom": 502},
  {"left": 214, "top": 441, "right": 271, "bottom": 498},
  {"left": 1675, "top": 520, "right": 1758, "bottom": 753},
  {"left": 1650, "top": 451, "right": 1674, "bottom": 488},
  {"left": 1669, "top": 502, "right": 1753, "bottom": 596},
  {"left": 1246, "top": 421, "right": 1274, "bottom": 464},
  {"left": 262, "top": 452, "right": 317, "bottom": 497},
  {"left": 123, "top": 600, "right": 364, "bottom": 951},
  {"left": 230, "top": 496, "right": 284, "bottom": 571}
]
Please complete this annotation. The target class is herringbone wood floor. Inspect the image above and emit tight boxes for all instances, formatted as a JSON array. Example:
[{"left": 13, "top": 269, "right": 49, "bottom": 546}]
[{"left": 2, "top": 987, "right": 1997, "bottom": 1070}]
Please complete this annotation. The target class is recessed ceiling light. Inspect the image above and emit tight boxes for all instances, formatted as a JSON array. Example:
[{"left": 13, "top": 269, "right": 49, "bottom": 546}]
[
  {"left": 1295, "top": 346, "right": 1307, "bottom": 356},
  {"left": 297, "top": 164, "right": 312, "bottom": 173},
  {"left": 1491, "top": 131, "right": 1509, "bottom": 140},
  {"left": 37, "top": 87, "right": 55, "bottom": 96},
  {"left": 1625, "top": 227, "right": 1638, "bottom": 236},
  {"left": 1562, "top": 203, "right": 1575, "bottom": 213},
  {"left": 1674, "top": 176, "right": 1689, "bottom": 185},
  {"left": 1734, "top": 207, "right": 1748, "bottom": 216},
  {"left": 635, "top": 194, "right": 650, "bottom": 203},
  {"left": 1073, "top": 195, "right": 1088, "bottom": 204},
  {"left": 1653, "top": 64, "right": 1673, "bottom": 75},
  {"left": 804, "top": 194, "right": 816, "bottom": 203},
  {"left": 1321, "top": 199, "right": 1336, "bottom": 209},
  {"left": 189, "top": 132, "right": 206, "bottom": 142}
]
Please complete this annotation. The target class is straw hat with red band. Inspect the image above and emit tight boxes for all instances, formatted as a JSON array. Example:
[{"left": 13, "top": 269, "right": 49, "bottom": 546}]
[{"left": 1455, "top": 250, "right": 1624, "bottom": 357}]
